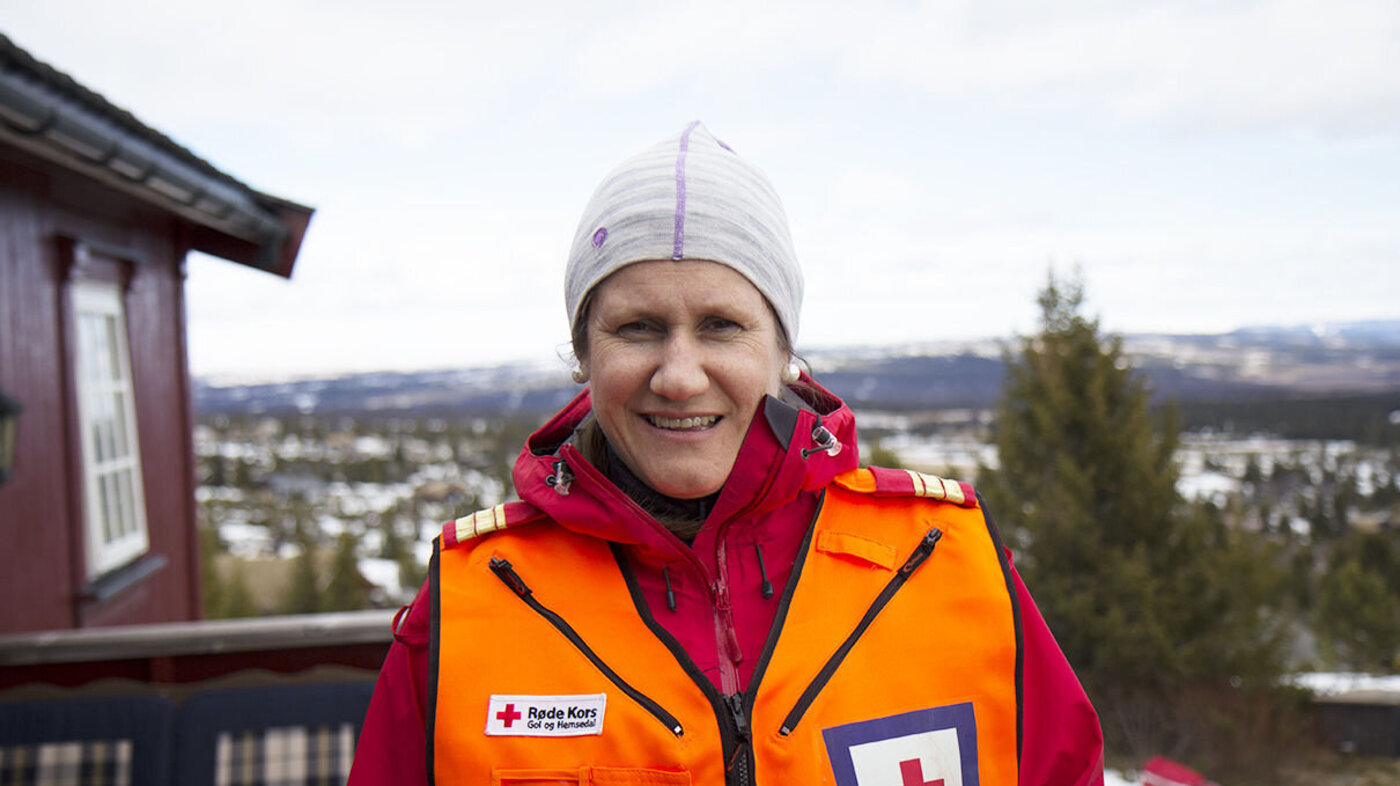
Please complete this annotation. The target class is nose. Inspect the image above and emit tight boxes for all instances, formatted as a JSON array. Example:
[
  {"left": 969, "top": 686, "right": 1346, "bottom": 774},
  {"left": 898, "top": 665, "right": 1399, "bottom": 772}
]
[{"left": 650, "top": 336, "right": 709, "bottom": 400}]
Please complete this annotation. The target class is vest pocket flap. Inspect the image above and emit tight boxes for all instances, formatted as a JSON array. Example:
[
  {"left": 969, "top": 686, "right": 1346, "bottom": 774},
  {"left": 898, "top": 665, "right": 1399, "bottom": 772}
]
[
  {"left": 587, "top": 766, "right": 691, "bottom": 785},
  {"left": 494, "top": 768, "right": 579, "bottom": 785},
  {"left": 493, "top": 767, "right": 690, "bottom": 785},
  {"left": 815, "top": 530, "right": 897, "bottom": 570}
]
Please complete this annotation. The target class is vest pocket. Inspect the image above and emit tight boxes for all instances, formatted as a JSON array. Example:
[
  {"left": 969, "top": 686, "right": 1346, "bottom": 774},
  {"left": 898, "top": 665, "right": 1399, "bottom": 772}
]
[{"left": 492, "top": 766, "right": 691, "bottom": 785}]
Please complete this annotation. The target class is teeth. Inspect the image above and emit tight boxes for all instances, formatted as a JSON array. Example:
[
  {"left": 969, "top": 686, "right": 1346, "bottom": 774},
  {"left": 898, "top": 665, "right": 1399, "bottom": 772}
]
[{"left": 649, "top": 415, "right": 719, "bottom": 430}]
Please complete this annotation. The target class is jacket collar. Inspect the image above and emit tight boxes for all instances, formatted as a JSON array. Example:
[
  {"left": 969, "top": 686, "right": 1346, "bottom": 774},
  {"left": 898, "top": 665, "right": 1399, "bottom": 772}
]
[{"left": 512, "top": 376, "right": 860, "bottom": 561}]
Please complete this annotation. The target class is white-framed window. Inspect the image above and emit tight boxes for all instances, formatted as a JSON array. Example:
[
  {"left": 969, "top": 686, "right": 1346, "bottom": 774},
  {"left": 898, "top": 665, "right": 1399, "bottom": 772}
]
[{"left": 72, "top": 280, "right": 150, "bottom": 578}]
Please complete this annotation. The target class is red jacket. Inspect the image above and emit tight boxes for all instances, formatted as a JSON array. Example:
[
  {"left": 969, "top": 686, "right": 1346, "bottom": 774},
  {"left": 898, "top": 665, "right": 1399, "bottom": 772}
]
[{"left": 349, "top": 382, "right": 1104, "bottom": 785}]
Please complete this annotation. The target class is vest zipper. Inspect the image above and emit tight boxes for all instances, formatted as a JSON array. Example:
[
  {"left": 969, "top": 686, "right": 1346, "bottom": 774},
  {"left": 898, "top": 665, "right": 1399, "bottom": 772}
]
[
  {"left": 777, "top": 528, "right": 944, "bottom": 736},
  {"left": 488, "top": 557, "right": 685, "bottom": 737},
  {"left": 723, "top": 692, "right": 753, "bottom": 786}
]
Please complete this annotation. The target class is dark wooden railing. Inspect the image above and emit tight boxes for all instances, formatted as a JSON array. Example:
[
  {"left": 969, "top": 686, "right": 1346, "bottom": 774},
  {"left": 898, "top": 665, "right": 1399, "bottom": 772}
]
[{"left": 0, "top": 611, "right": 395, "bottom": 690}]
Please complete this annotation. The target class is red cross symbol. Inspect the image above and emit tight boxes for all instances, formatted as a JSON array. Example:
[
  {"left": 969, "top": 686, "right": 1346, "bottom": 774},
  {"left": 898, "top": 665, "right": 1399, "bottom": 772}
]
[
  {"left": 899, "top": 758, "right": 944, "bottom": 786},
  {"left": 496, "top": 703, "right": 522, "bottom": 727}
]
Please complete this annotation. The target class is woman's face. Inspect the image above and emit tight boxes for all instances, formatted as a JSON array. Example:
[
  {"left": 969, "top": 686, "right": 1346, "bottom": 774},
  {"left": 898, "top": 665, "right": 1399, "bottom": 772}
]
[{"left": 582, "top": 259, "right": 787, "bottom": 499}]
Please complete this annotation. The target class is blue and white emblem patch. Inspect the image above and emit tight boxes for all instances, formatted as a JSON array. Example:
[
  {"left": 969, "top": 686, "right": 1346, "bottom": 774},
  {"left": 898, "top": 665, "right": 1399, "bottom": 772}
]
[{"left": 822, "top": 702, "right": 978, "bottom": 786}]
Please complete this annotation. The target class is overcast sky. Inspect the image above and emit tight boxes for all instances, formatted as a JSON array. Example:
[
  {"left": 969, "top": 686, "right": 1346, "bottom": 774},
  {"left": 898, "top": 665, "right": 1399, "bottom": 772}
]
[{"left": 7, "top": 1, "right": 1398, "bottom": 379}]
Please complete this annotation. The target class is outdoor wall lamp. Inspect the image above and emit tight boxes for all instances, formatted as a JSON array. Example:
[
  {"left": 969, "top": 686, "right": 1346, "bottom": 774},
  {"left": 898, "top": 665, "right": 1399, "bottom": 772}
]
[{"left": 0, "top": 390, "right": 20, "bottom": 486}]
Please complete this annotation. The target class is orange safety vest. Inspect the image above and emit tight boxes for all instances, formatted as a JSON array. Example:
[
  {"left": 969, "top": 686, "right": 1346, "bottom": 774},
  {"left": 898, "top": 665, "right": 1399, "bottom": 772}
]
[{"left": 429, "top": 469, "right": 1022, "bottom": 786}]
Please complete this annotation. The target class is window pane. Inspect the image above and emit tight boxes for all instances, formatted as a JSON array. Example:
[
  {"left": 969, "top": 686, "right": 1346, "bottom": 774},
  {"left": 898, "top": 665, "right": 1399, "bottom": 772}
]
[
  {"left": 90, "top": 418, "right": 103, "bottom": 464},
  {"left": 104, "top": 314, "right": 121, "bottom": 381},
  {"left": 88, "top": 314, "right": 108, "bottom": 383},
  {"left": 113, "top": 391, "right": 130, "bottom": 457},
  {"left": 78, "top": 315, "right": 95, "bottom": 387},
  {"left": 98, "top": 473, "right": 114, "bottom": 544},
  {"left": 95, "top": 413, "right": 109, "bottom": 464},
  {"left": 109, "top": 471, "right": 125, "bottom": 543},
  {"left": 115, "top": 469, "right": 133, "bottom": 538}
]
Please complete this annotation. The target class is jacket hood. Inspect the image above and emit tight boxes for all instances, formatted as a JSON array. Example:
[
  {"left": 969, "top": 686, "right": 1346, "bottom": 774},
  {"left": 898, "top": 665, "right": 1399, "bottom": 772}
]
[{"left": 513, "top": 375, "right": 859, "bottom": 562}]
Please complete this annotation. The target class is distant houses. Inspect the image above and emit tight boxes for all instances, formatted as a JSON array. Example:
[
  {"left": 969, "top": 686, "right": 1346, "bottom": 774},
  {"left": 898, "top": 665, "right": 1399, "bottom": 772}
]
[{"left": 0, "top": 34, "right": 312, "bottom": 633}]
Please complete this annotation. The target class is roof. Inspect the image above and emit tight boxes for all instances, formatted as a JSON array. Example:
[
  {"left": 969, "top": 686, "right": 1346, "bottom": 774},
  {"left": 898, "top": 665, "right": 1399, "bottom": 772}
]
[
  {"left": 0, "top": 33, "right": 312, "bottom": 277},
  {"left": 1315, "top": 690, "right": 1400, "bottom": 708},
  {"left": 1295, "top": 672, "right": 1400, "bottom": 707}
]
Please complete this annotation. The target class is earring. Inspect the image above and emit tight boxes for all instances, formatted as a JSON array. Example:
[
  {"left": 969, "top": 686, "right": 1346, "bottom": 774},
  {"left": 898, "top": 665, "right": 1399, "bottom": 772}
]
[
  {"left": 780, "top": 361, "right": 800, "bottom": 384},
  {"left": 570, "top": 366, "right": 589, "bottom": 384}
]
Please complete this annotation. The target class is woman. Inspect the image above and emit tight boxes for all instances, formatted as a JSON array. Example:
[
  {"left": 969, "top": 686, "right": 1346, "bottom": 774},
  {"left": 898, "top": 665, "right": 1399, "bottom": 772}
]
[{"left": 349, "top": 123, "right": 1103, "bottom": 785}]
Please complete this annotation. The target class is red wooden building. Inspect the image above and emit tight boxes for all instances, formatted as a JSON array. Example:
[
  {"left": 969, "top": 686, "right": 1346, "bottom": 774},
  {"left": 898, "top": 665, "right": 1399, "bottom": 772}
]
[{"left": 0, "top": 33, "right": 313, "bottom": 634}]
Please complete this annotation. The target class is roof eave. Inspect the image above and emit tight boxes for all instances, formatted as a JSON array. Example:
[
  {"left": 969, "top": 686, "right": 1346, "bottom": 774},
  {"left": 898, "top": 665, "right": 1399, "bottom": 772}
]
[{"left": 0, "top": 34, "right": 312, "bottom": 278}]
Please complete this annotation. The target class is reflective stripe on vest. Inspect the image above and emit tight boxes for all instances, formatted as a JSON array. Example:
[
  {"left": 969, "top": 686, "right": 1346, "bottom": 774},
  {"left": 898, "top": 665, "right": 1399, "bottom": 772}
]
[{"left": 429, "top": 474, "right": 1021, "bottom": 785}]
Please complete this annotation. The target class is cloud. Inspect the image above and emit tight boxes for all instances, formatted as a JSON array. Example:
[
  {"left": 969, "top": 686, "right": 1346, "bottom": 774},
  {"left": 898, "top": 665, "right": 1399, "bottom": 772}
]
[
  {"left": 6, "top": 0, "right": 1397, "bottom": 376},
  {"left": 769, "top": 0, "right": 1400, "bottom": 137}
]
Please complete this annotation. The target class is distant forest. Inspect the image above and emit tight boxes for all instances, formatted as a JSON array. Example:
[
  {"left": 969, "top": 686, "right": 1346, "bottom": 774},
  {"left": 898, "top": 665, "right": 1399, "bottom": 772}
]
[{"left": 1169, "top": 392, "right": 1400, "bottom": 446}]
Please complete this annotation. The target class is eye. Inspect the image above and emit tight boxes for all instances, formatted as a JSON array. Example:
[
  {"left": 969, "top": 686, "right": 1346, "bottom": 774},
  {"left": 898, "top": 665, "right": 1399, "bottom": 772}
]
[
  {"left": 700, "top": 316, "right": 742, "bottom": 337},
  {"left": 615, "top": 320, "right": 660, "bottom": 339}
]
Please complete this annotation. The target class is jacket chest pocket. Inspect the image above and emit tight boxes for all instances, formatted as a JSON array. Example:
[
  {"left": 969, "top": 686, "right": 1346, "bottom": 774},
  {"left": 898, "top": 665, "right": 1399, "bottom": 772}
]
[{"left": 493, "top": 766, "right": 691, "bottom": 785}]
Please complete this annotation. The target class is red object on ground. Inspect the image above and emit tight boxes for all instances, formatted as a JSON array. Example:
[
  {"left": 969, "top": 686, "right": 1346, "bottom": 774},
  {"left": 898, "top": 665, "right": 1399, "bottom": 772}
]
[{"left": 1142, "top": 756, "right": 1209, "bottom": 786}]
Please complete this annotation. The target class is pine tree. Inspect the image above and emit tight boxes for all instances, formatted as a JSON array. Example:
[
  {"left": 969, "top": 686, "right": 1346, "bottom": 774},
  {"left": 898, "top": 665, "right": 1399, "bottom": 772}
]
[
  {"left": 283, "top": 546, "right": 323, "bottom": 614},
  {"left": 978, "top": 272, "right": 1287, "bottom": 765},
  {"left": 864, "top": 437, "right": 904, "bottom": 469},
  {"left": 282, "top": 504, "right": 322, "bottom": 614},
  {"left": 222, "top": 559, "right": 258, "bottom": 618},
  {"left": 980, "top": 274, "right": 1185, "bottom": 683},
  {"left": 199, "top": 523, "right": 226, "bottom": 618},
  {"left": 1316, "top": 532, "right": 1400, "bottom": 672},
  {"left": 323, "top": 531, "right": 366, "bottom": 612},
  {"left": 1315, "top": 557, "right": 1400, "bottom": 671}
]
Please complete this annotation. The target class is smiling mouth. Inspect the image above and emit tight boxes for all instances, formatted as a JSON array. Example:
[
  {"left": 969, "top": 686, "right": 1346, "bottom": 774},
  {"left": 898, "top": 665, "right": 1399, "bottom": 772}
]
[{"left": 647, "top": 415, "right": 720, "bottom": 431}]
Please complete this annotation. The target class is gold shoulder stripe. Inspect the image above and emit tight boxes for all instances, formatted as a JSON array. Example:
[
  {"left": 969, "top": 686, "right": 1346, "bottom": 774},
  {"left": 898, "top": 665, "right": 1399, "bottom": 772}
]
[
  {"left": 904, "top": 469, "right": 967, "bottom": 506},
  {"left": 452, "top": 504, "right": 509, "bottom": 543},
  {"left": 440, "top": 501, "right": 546, "bottom": 548}
]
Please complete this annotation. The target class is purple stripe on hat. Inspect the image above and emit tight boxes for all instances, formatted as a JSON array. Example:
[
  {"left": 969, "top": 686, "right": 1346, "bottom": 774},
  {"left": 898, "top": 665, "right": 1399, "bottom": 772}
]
[{"left": 673, "top": 120, "right": 701, "bottom": 259}]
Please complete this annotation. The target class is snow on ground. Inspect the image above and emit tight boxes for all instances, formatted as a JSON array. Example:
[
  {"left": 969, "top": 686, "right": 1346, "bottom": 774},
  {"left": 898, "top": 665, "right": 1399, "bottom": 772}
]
[
  {"left": 1177, "top": 470, "right": 1239, "bottom": 505},
  {"left": 1291, "top": 672, "right": 1400, "bottom": 696},
  {"left": 414, "top": 539, "right": 434, "bottom": 566},
  {"left": 1105, "top": 770, "right": 1140, "bottom": 786},
  {"left": 218, "top": 520, "right": 273, "bottom": 558},
  {"left": 358, "top": 557, "right": 405, "bottom": 603}
]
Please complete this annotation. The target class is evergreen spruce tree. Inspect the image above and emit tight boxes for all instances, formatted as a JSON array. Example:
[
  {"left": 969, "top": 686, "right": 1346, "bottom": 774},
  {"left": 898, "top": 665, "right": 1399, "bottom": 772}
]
[
  {"left": 282, "top": 504, "right": 322, "bottom": 614},
  {"left": 323, "top": 531, "right": 366, "bottom": 612},
  {"left": 199, "top": 523, "right": 226, "bottom": 618},
  {"left": 981, "top": 274, "right": 1184, "bottom": 684},
  {"left": 379, "top": 511, "right": 407, "bottom": 563},
  {"left": 864, "top": 437, "right": 905, "bottom": 470},
  {"left": 1316, "top": 532, "right": 1400, "bottom": 672},
  {"left": 222, "top": 560, "right": 258, "bottom": 618},
  {"left": 979, "top": 272, "right": 1287, "bottom": 765},
  {"left": 1316, "top": 557, "right": 1400, "bottom": 671}
]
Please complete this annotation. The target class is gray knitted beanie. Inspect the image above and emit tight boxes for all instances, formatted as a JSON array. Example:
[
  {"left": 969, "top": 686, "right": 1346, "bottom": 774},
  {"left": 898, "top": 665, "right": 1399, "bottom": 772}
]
[{"left": 565, "top": 121, "right": 803, "bottom": 346}]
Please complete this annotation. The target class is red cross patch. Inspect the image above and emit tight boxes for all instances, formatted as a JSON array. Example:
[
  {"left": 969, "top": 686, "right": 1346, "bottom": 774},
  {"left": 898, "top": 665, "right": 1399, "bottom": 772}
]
[{"left": 823, "top": 703, "right": 978, "bottom": 786}]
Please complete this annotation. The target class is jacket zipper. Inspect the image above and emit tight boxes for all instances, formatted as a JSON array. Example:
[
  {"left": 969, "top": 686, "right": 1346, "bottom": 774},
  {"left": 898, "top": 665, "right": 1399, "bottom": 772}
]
[
  {"left": 777, "top": 528, "right": 943, "bottom": 736},
  {"left": 489, "top": 557, "right": 684, "bottom": 737},
  {"left": 712, "top": 537, "right": 743, "bottom": 695}
]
